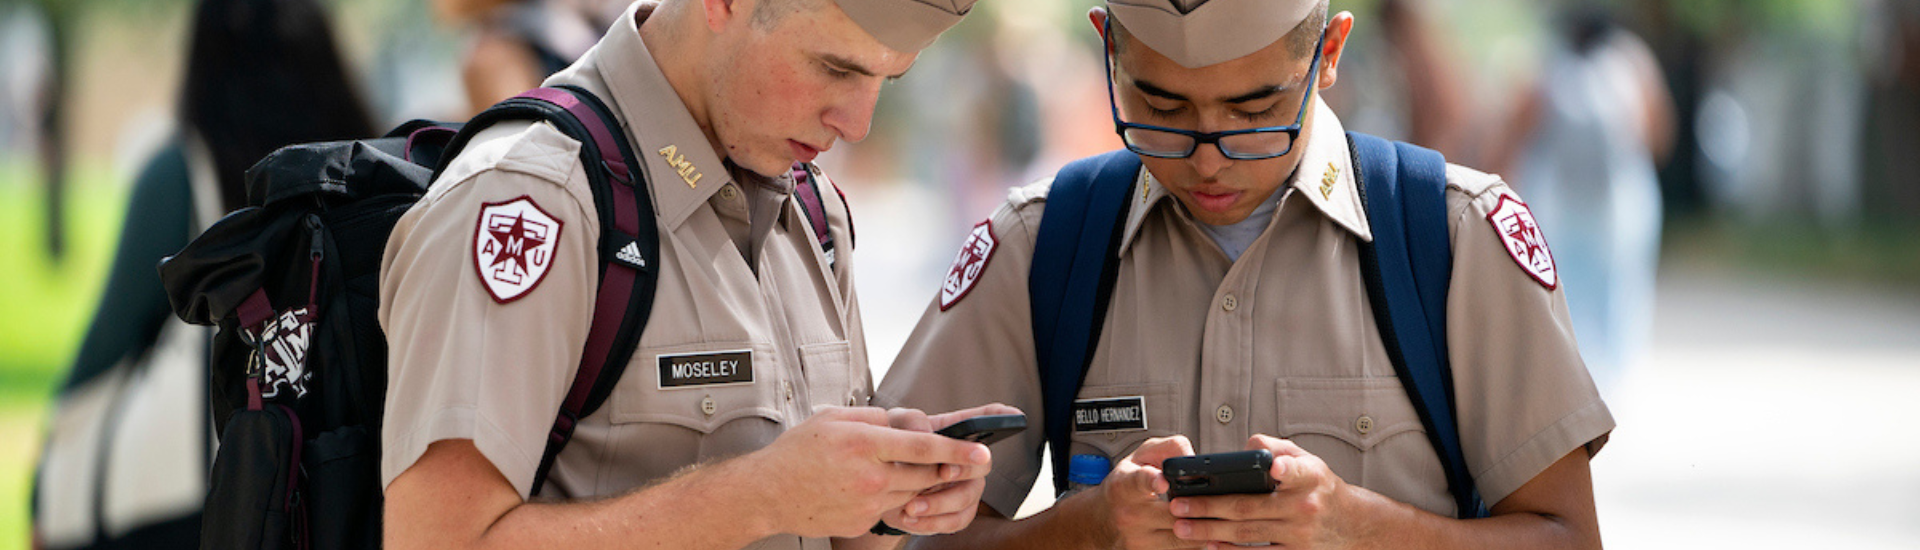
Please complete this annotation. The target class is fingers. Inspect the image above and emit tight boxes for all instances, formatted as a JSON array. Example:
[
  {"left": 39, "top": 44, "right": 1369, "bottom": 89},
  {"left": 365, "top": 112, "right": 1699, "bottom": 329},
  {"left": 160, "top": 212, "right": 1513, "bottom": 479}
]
[
  {"left": 817, "top": 405, "right": 893, "bottom": 427},
  {"left": 888, "top": 407, "right": 934, "bottom": 433},
  {"left": 1109, "top": 462, "right": 1168, "bottom": 499},
  {"left": 1128, "top": 435, "right": 1197, "bottom": 469},
  {"left": 1247, "top": 435, "right": 1327, "bottom": 490},
  {"left": 936, "top": 461, "right": 990, "bottom": 483},
  {"left": 870, "top": 427, "right": 991, "bottom": 467},
  {"left": 1172, "top": 518, "right": 1290, "bottom": 546},
  {"left": 889, "top": 478, "right": 985, "bottom": 534},
  {"left": 1168, "top": 493, "right": 1279, "bottom": 522},
  {"left": 926, "top": 402, "right": 1024, "bottom": 430},
  {"left": 1125, "top": 530, "right": 1207, "bottom": 550}
]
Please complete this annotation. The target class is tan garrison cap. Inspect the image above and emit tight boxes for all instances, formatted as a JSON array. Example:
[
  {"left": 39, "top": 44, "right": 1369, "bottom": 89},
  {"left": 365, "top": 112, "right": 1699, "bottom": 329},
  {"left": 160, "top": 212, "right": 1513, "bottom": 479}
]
[
  {"left": 833, "top": 0, "right": 978, "bottom": 52},
  {"left": 1108, "top": 0, "right": 1319, "bottom": 68}
]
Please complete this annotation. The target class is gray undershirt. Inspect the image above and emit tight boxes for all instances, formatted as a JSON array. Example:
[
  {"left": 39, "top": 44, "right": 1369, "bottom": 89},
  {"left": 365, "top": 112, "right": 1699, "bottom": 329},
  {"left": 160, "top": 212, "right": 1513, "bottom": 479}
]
[{"left": 1196, "top": 188, "right": 1285, "bottom": 262}]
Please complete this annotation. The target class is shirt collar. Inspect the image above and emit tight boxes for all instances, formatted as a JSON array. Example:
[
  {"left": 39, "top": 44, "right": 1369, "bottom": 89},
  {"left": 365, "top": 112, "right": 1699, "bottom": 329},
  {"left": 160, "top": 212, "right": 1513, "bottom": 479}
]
[
  {"left": 549, "top": 2, "right": 762, "bottom": 231},
  {"left": 1117, "top": 96, "right": 1373, "bottom": 254}
]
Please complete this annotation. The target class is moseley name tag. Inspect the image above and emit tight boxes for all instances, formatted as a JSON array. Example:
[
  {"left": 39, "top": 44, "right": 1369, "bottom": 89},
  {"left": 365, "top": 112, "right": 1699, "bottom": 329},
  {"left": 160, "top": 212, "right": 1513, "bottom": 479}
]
[
  {"left": 657, "top": 350, "right": 754, "bottom": 389},
  {"left": 1073, "top": 396, "right": 1148, "bottom": 433}
]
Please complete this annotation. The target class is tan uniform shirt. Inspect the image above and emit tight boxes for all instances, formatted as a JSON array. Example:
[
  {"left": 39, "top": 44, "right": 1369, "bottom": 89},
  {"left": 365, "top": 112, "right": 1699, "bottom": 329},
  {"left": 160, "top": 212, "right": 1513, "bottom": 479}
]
[
  {"left": 379, "top": 5, "right": 865, "bottom": 548},
  {"left": 877, "top": 101, "right": 1613, "bottom": 518}
]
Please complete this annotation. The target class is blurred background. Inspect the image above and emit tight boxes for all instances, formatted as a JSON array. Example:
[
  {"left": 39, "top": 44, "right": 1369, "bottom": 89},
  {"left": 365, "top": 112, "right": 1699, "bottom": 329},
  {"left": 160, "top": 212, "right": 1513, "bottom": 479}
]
[{"left": 2, "top": 0, "right": 1917, "bottom": 548}]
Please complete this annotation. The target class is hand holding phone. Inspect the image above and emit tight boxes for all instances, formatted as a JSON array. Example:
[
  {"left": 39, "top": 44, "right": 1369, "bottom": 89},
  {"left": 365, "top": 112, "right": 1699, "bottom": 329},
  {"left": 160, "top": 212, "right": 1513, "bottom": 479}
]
[{"left": 1162, "top": 449, "right": 1278, "bottom": 498}]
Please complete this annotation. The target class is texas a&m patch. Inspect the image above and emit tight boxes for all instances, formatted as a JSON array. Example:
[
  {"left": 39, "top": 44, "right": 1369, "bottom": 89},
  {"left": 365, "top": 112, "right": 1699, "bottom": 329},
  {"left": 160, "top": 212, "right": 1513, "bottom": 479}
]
[
  {"left": 940, "top": 220, "right": 997, "bottom": 311},
  {"left": 1486, "top": 195, "right": 1557, "bottom": 289},
  {"left": 473, "top": 196, "right": 563, "bottom": 303}
]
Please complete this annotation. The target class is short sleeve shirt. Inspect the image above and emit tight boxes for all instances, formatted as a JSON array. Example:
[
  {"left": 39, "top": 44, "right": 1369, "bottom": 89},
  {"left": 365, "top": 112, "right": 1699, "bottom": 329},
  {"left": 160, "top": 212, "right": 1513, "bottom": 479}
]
[
  {"left": 378, "top": 5, "right": 865, "bottom": 549},
  {"left": 876, "top": 100, "right": 1613, "bottom": 518}
]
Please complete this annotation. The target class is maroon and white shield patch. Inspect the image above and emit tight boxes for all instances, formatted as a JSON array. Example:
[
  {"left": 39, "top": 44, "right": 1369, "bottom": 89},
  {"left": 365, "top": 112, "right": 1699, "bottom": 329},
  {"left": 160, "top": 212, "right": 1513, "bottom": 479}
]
[
  {"left": 940, "top": 220, "right": 997, "bottom": 311},
  {"left": 473, "top": 196, "right": 563, "bottom": 303},
  {"left": 1486, "top": 195, "right": 1557, "bottom": 289}
]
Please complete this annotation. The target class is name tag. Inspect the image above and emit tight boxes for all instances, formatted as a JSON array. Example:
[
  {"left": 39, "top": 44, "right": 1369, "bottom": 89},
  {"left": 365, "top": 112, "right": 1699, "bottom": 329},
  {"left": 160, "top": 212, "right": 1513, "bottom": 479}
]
[
  {"left": 657, "top": 350, "right": 754, "bottom": 389},
  {"left": 1073, "top": 396, "right": 1148, "bottom": 433}
]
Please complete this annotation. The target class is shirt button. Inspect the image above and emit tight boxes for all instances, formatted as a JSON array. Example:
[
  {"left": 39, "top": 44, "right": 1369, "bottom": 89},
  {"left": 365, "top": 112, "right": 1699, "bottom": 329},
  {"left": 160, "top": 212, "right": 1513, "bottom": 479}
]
[
  {"left": 1356, "top": 415, "right": 1374, "bottom": 435},
  {"left": 1215, "top": 405, "right": 1234, "bottom": 424},
  {"left": 720, "top": 185, "right": 738, "bottom": 201},
  {"left": 782, "top": 381, "right": 794, "bottom": 402},
  {"left": 701, "top": 395, "right": 717, "bottom": 416},
  {"left": 1222, "top": 294, "right": 1238, "bottom": 312}
]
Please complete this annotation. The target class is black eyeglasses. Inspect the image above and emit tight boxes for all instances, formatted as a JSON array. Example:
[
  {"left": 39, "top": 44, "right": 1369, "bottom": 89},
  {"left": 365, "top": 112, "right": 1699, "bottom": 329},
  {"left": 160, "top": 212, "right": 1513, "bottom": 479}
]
[{"left": 1103, "top": 18, "right": 1327, "bottom": 160}]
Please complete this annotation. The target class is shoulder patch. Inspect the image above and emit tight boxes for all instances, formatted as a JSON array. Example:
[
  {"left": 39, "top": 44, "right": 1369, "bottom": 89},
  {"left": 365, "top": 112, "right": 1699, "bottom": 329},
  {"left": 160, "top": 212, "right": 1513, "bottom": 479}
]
[
  {"left": 939, "top": 220, "right": 998, "bottom": 311},
  {"left": 1485, "top": 194, "right": 1557, "bottom": 289},
  {"left": 473, "top": 196, "right": 564, "bottom": 303}
]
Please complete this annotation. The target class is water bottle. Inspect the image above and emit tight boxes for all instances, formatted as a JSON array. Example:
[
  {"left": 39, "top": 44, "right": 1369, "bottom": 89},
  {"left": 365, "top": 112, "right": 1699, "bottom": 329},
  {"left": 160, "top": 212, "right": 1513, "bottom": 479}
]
[{"left": 1064, "top": 454, "right": 1112, "bottom": 497}]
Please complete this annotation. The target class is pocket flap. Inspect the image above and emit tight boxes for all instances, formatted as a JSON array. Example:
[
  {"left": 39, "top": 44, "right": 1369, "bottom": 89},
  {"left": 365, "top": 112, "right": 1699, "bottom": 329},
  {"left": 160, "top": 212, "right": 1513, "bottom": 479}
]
[{"left": 1276, "top": 377, "right": 1425, "bottom": 451}]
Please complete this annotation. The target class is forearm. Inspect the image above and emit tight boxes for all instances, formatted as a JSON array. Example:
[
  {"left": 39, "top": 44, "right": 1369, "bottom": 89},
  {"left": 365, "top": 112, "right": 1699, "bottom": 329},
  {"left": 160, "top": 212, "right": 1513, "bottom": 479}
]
[
  {"left": 499, "top": 459, "right": 776, "bottom": 549},
  {"left": 907, "top": 491, "right": 1109, "bottom": 550},
  {"left": 386, "top": 442, "right": 779, "bottom": 550},
  {"left": 1344, "top": 486, "right": 1600, "bottom": 550}
]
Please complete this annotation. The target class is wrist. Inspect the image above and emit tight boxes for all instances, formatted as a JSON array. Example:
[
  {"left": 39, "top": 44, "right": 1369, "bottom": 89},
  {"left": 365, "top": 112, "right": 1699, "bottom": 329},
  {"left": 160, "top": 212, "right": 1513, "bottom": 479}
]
[
  {"left": 1062, "top": 483, "right": 1121, "bottom": 549},
  {"left": 704, "top": 451, "right": 788, "bottom": 540}
]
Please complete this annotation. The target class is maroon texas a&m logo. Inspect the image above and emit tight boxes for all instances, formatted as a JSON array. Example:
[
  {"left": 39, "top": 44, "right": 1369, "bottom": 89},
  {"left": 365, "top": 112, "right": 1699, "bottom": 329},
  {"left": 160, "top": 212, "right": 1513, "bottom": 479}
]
[
  {"left": 473, "top": 196, "right": 563, "bottom": 303},
  {"left": 940, "top": 220, "right": 997, "bottom": 311},
  {"left": 1486, "top": 195, "right": 1557, "bottom": 289}
]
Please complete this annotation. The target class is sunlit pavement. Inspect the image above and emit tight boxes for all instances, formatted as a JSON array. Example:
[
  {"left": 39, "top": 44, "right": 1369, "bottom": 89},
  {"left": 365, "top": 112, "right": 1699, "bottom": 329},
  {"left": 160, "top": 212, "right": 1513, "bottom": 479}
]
[
  {"left": 852, "top": 183, "right": 1920, "bottom": 545},
  {"left": 1594, "top": 268, "right": 1920, "bottom": 549}
]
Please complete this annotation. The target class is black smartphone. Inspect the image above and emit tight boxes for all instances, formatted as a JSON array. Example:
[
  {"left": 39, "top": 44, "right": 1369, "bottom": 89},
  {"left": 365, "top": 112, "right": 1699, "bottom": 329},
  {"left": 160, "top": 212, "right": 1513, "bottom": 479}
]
[
  {"left": 935, "top": 414, "right": 1027, "bottom": 445},
  {"left": 1162, "top": 449, "right": 1278, "bottom": 498}
]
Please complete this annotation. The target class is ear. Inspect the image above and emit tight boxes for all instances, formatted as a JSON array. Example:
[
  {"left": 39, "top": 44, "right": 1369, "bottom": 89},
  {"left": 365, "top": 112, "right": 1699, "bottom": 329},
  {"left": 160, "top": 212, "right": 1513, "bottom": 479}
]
[
  {"left": 1318, "top": 11, "right": 1356, "bottom": 90},
  {"left": 1088, "top": 7, "right": 1113, "bottom": 54},
  {"left": 703, "top": 0, "right": 744, "bottom": 33}
]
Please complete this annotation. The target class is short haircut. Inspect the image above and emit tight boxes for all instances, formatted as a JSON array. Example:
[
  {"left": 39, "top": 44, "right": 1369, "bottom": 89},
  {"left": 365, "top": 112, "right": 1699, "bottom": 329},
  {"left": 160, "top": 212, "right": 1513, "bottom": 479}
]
[{"left": 751, "top": 0, "right": 824, "bottom": 29}]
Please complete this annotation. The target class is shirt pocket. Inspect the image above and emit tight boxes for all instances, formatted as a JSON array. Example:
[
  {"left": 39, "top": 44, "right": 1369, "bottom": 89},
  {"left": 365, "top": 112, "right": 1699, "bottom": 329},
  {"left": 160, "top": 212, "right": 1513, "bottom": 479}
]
[
  {"left": 798, "top": 341, "right": 863, "bottom": 409},
  {"left": 1069, "top": 382, "right": 1180, "bottom": 462},
  {"left": 612, "top": 341, "right": 788, "bottom": 433},
  {"left": 1274, "top": 376, "right": 1445, "bottom": 500}
]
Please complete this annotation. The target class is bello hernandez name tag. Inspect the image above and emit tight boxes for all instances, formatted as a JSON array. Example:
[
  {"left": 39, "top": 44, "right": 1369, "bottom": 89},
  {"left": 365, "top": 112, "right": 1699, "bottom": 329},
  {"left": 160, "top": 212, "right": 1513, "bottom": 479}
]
[{"left": 1073, "top": 396, "right": 1148, "bottom": 433}]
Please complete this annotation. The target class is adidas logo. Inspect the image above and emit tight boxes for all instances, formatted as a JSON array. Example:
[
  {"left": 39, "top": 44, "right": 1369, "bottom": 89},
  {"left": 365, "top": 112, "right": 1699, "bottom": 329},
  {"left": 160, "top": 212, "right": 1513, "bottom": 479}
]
[{"left": 614, "top": 241, "right": 647, "bottom": 269}]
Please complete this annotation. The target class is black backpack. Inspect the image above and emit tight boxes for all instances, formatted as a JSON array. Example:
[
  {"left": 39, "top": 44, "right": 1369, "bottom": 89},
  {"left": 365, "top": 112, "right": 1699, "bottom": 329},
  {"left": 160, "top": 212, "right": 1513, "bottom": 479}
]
[{"left": 159, "top": 86, "right": 841, "bottom": 549}]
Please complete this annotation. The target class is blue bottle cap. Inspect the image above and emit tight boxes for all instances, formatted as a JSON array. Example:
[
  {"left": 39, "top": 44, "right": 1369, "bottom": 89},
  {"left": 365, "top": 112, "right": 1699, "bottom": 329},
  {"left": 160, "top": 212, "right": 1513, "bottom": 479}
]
[{"left": 1068, "top": 454, "right": 1113, "bottom": 486}]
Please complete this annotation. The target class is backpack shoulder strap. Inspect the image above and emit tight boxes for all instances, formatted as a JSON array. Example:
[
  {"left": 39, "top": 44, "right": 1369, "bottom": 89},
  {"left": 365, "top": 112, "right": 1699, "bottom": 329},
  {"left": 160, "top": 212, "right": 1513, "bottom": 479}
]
[
  {"left": 1348, "top": 131, "right": 1486, "bottom": 518},
  {"left": 1030, "top": 149, "right": 1140, "bottom": 495},
  {"left": 790, "top": 162, "right": 841, "bottom": 272},
  {"left": 448, "top": 86, "right": 659, "bottom": 496}
]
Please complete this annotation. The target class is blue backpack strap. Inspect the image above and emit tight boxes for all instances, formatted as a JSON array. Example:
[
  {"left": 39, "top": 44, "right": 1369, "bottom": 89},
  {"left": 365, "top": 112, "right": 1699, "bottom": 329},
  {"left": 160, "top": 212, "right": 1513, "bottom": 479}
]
[
  {"left": 1030, "top": 149, "right": 1141, "bottom": 495},
  {"left": 1348, "top": 131, "right": 1487, "bottom": 518}
]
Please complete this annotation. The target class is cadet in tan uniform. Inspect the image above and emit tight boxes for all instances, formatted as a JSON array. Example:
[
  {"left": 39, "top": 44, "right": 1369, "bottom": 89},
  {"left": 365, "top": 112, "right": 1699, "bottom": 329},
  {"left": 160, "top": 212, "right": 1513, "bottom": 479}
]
[
  {"left": 878, "top": 1, "right": 1613, "bottom": 548},
  {"left": 378, "top": 1, "right": 1015, "bottom": 549}
]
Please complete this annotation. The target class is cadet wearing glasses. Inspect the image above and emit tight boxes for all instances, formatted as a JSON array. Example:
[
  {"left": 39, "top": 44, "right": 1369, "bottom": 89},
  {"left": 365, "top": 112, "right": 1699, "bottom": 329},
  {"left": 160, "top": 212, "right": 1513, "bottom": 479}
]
[{"left": 876, "top": 0, "right": 1613, "bottom": 548}]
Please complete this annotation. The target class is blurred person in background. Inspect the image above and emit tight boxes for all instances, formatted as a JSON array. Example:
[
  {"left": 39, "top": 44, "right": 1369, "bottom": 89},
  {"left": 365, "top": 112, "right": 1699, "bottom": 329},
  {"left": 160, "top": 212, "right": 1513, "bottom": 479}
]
[
  {"left": 435, "top": 0, "right": 630, "bottom": 115},
  {"left": 1487, "top": 4, "right": 1675, "bottom": 395},
  {"left": 1320, "top": 0, "right": 1472, "bottom": 160},
  {"left": 31, "top": 0, "right": 374, "bottom": 547}
]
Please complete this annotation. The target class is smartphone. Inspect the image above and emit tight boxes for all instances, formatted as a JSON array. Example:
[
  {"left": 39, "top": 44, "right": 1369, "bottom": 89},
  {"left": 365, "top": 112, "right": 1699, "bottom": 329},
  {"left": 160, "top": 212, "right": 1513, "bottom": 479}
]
[
  {"left": 935, "top": 414, "right": 1027, "bottom": 446},
  {"left": 1162, "top": 449, "right": 1278, "bottom": 498}
]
